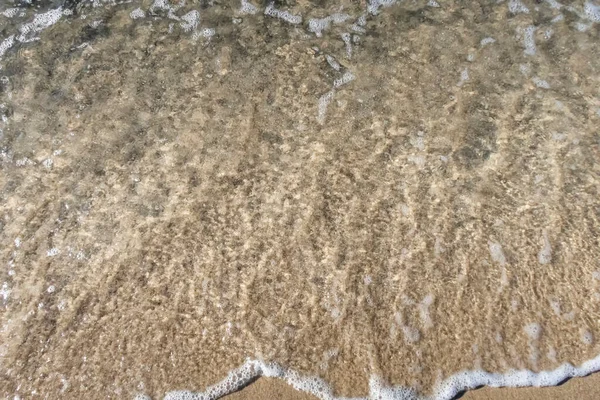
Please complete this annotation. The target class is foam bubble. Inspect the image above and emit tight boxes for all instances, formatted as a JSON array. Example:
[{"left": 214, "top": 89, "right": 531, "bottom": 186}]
[
  {"left": 180, "top": 11, "right": 200, "bottom": 32},
  {"left": 434, "top": 238, "right": 445, "bottom": 256},
  {"left": 129, "top": 8, "right": 145, "bottom": 20},
  {"left": 581, "top": 329, "right": 594, "bottom": 345},
  {"left": 488, "top": 241, "right": 507, "bottom": 266},
  {"left": 457, "top": 68, "right": 469, "bottom": 87},
  {"left": 47, "top": 248, "right": 60, "bottom": 257},
  {"left": 264, "top": 3, "right": 302, "bottom": 25},
  {"left": 0, "top": 282, "right": 10, "bottom": 301},
  {"left": 407, "top": 155, "right": 425, "bottom": 168},
  {"left": 150, "top": 0, "right": 186, "bottom": 21},
  {"left": 574, "top": 21, "right": 592, "bottom": 32},
  {"left": 524, "top": 322, "right": 542, "bottom": 340},
  {"left": 317, "top": 90, "right": 335, "bottom": 124},
  {"left": 0, "top": 35, "right": 15, "bottom": 59},
  {"left": 546, "top": 0, "right": 563, "bottom": 10},
  {"left": 368, "top": 0, "right": 397, "bottom": 15},
  {"left": 370, "top": 376, "right": 418, "bottom": 400},
  {"left": 18, "top": 8, "right": 65, "bottom": 43},
  {"left": 308, "top": 14, "right": 350, "bottom": 37},
  {"left": 325, "top": 55, "right": 341, "bottom": 71},
  {"left": 192, "top": 28, "right": 215, "bottom": 40},
  {"left": 341, "top": 32, "right": 352, "bottom": 58},
  {"left": 428, "top": 0, "right": 440, "bottom": 7},
  {"left": 509, "top": 0, "right": 530, "bottom": 14},
  {"left": 549, "top": 299, "right": 561, "bottom": 316},
  {"left": 563, "top": 310, "right": 575, "bottom": 321},
  {"left": 480, "top": 37, "right": 496, "bottom": 46},
  {"left": 42, "top": 158, "right": 53, "bottom": 169},
  {"left": 2, "top": 8, "right": 20, "bottom": 18},
  {"left": 352, "top": 21, "right": 367, "bottom": 33},
  {"left": 333, "top": 71, "right": 355, "bottom": 88},
  {"left": 522, "top": 26, "right": 537, "bottom": 56},
  {"left": 495, "top": 332, "right": 503, "bottom": 343},
  {"left": 584, "top": 1, "right": 600, "bottom": 22},
  {"left": 240, "top": 0, "right": 259, "bottom": 15},
  {"left": 538, "top": 232, "right": 552, "bottom": 264},
  {"left": 357, "top": 14, "right": 367, "bottom": 27},
  {"left": 402, "top": 325, "right": 421, "bottom": 343},
  {"left": 150, "top": 0, "right": 172, "bottom": 13},
  {"left": 418, "top": 294, "right": 434, "bottom": 329},
  {"left": 540, "top": 24, "right": 551, "bottom": 36}
]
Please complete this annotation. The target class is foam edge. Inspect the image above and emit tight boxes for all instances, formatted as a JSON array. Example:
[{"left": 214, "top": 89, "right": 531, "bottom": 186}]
[{"left": 160, "top": 352, "right": 600, "bottom": 400}]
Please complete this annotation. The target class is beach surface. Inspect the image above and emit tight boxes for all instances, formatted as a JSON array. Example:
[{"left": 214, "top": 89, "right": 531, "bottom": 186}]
[
  {"left": 1, "top": 1, "right": 599, "bottom": 399},
  {"left": 225, "top": 372, "right": 600, "bottom": 400}
]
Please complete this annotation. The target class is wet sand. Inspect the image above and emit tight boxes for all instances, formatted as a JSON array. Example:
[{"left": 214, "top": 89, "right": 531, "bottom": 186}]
[
  {"left": 225, "top": 372, "right": 600, "bottom": 400},
  {"left": 1, "top": 1, "right": 600, "bottom": 399}
]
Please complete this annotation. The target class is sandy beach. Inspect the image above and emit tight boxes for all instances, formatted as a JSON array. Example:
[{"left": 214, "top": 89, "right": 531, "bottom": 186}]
[
  {"left": 225, "top": 372, "right": 600, "bottom": 400},
  {"left": 1, "top": 1, "right": 599, "bottom": 399}
]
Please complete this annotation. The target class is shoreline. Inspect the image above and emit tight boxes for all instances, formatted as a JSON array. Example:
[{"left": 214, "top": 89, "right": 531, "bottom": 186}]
[
  {"left": 162, "top": 357, "right": 600, "bottom": 400},
  {"left": 2, "top": 1, "right": 599, "bottom": 399},
  {"left": 223, "top": 372, "right": 600, "bottom": 400}
]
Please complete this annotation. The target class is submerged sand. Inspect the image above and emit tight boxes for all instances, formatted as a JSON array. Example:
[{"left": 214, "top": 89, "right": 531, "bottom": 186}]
[{"left": 0, "top": 0, "right": 599, "bottom": 399}]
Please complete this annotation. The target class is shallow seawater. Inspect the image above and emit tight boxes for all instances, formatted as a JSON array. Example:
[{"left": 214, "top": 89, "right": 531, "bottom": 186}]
[{"left": 0, "top": 0, "right": 599, "bottom": 399}]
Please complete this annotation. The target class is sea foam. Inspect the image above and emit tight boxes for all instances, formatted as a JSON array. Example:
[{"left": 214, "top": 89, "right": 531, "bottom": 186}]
[
  {"left": 264, "top": 3, "right": 302, "bottom": 25},
  {"left": 308, "top": 14, "right": 351, "bottom": 37},
  {"left": 158, "top": 354, "right": 600, "bottom": 400}
]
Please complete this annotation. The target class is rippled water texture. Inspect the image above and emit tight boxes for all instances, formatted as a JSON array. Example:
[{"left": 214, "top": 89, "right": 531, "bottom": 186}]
[{"left": 0, "top": 0, "right": 599, "bottom": 399}]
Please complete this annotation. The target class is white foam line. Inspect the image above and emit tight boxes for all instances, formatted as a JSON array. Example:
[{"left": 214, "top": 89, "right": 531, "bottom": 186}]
[
  {"left": 317, "top": 90, "right": 335, "bottom": 125},
  {"left": 584, "top": 1, "right": 600, "bottom": 22},
  {"left": 545, "top": 0, "right": 563, "bottom": 10},
  {"left": 508, "top": 0, "right": 529, "bottom": 14},
  {"left": 333, "top": 71, "right": 355, "bottom": 88},
  {"left": 160, "top": 354, "right": 600, "bottom": 400},
  {"left": 130, "top": 8, "right": 145, "bottom": 20},
  {"left": 180, "top": 10, "right": 200, "bottom": 32},
  {"left": 264, "top": 3, "right": 302, "bottom": 25},
  {"left": 0, "top": 35, "right": 15, "bottom": 60},
  {"left": 367, "top": 0, "right": 398, "bottom": 16},
  {"left": 239, "top": 0, "right": 259, "bottom": 15},
  {"left": 2, "top": 7, "right": 21, "bottom": 18},
  {"left": 326, "top": 55, "right": 341, "bottom": 71},
  {"left": 17, "top": 7, "right": 66, "bottom": 43}
]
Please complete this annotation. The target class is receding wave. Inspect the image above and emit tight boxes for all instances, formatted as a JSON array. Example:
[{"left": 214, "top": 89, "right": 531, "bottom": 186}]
[{"left": 0, "top": 1, "right": 599, "bottom": 399}]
